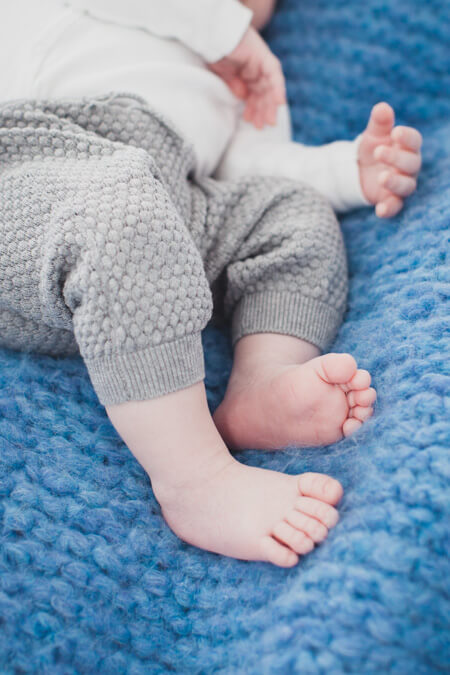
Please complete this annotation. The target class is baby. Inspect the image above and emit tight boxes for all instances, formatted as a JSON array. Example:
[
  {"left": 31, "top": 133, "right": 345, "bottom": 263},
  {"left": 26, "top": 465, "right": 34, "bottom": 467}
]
[{"left": 0, "top": 0, "right": 422, "bottom": 567}]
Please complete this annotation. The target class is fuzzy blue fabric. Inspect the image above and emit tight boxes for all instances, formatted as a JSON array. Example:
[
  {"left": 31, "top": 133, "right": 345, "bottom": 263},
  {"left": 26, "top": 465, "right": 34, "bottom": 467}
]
[{"left": 0, "top": 0, "right": 449, "bottom": 672}]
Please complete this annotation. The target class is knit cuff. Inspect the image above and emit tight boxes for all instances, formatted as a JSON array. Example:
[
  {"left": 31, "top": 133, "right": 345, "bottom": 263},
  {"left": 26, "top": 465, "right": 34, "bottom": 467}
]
[
  {"left": 84, "top": 333, "right": 205, "bottom": 406},
  {"left": 231, "top": 292, "right": 343, "bottom": 351}
]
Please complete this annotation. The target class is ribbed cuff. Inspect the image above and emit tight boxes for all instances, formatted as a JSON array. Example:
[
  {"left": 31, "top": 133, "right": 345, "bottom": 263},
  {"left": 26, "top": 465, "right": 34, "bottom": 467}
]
[
  {"left": 84, "top": 333, "right": 205, "bottom": 406},
  {"left": 231, "top": 292, "right": 343, "bottom": 351}
]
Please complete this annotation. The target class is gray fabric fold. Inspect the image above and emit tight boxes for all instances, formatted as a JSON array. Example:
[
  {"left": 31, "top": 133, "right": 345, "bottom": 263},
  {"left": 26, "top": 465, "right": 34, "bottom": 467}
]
[{"left": 0, "top": 94, "right": 347, "bottom": 404}]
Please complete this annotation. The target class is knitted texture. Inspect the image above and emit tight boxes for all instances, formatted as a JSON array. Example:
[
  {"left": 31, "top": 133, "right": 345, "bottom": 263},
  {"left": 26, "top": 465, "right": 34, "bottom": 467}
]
[
  {"left": 0, "top": 0, "right": 449, "bottom": 673},
  {"left": 0, "top": 96, "right": 345, "bottom": 404}
]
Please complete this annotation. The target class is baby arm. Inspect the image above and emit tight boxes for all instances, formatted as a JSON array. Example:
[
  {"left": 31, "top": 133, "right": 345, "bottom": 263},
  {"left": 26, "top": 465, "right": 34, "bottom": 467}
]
[
  {"left": 216, "top": 102, "right": 422, "bottom": 217},
  {"left": 224, "top": 2, "right": 422, "bottom": 216}
]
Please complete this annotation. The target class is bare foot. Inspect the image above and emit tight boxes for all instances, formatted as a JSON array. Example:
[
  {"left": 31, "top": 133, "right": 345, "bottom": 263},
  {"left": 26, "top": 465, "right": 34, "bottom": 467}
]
[
  {"left": 106, "top": 382, "right": 343, "bottom": 566},
  {"left": 158, "top": 463, "right": 343, "bottom": 567},
  {"left": 214, "top": 346, "right": 376, "bottom": 449}
]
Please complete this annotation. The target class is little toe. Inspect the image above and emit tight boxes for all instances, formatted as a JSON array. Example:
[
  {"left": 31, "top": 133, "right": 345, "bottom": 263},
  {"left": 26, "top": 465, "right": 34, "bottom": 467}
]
[
  {"left": 298, "top": 473, "right": 343, "bottom": 505},
  {"left": 347, "top": 387, "right": 377, "bottom": 408},
  {"left": 260, "top": 535, "right": 299, "bottom": 567},
  {"left": 285, "top": 510, "right": 328, "bottom": 543},
  {"left": 295, "top": 497, "right": 339, "bottom": 529},
  {"left": 272, "top": 521, "right": 315, "bottom": 555},
  {"left": 349, "top": 405, "right": 373, "bottom": 422},
  {"left": 348, "top": 369, "right": 372, "bottom": 391},
  {"left": 317, "top": 353, "right": 357, "bottom": 385},
  {"left": 342, "top": 418, "right": 363, "bottom": 437}
]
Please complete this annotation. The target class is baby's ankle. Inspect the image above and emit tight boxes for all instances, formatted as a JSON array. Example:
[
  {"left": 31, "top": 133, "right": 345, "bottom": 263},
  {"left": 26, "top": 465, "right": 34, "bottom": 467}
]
[
  {"left": 105, "top": 382, "right": 231, "bottom": 490},
  {"left": 233, "top": 333, "right": 320, "bottom": 372},
  {"left": 151, "top": 447, "right": 235, "bottom": 508}
]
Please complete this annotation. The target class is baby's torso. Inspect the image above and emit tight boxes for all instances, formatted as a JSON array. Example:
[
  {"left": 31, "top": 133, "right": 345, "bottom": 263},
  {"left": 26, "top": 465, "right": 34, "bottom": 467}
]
[{"left": 0, "top": 0, "right": 240, "bottom": 176}]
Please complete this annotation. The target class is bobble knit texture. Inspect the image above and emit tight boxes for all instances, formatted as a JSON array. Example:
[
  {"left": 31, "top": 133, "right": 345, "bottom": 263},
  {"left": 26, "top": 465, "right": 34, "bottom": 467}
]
[
  {"left": 0, "top": 96, "right": 345, "bottom": 404},
  {"left": 0, "top": 0, "right": 449, "bottom": 672}
]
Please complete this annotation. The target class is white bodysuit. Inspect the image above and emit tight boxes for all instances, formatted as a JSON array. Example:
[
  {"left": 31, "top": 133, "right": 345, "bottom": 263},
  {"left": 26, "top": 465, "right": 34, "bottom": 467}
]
[{"left": 0, "top": 0, "right": 369, "bottom": 212}]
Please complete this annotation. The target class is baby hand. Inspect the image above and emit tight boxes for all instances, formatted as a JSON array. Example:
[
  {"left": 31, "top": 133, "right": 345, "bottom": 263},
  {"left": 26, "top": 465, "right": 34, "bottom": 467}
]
[
  {"left": 208, "top": 26, "right": 286, "bottom": 129},
  {"left": 358, "top": 102, "right": 422, "bottom": 217}
]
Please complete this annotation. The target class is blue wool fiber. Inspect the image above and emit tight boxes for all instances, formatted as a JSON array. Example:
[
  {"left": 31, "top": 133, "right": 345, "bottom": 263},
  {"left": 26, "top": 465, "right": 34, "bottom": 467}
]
[{"left": 0, "top": 0, "right": 449, "bottom": 672}]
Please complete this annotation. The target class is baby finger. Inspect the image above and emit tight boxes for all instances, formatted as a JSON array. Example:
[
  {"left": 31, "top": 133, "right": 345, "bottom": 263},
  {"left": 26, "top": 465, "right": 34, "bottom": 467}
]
[
  {"left": 379, "top": 171, "right": 417, "bottom": 197},
  {"left": 374, "top": 146, "right": 422, "bottom": 175},
  {"left": 376, "top": 195, "right": 403, "bottom": 218},
  {"left": 243, "top": 100, "right": 257, "bottom": 125},
  {"left": 391, "top": 126, "right": 423, "bottom": 152}
]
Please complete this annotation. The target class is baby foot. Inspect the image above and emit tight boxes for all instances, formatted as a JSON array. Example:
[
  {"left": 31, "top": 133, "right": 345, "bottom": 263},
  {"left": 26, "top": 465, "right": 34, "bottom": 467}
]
[
  {"left": 107, "top": 382, "right": 344, "bottom": 567},
  {"left": 358, "top": 102, "right": 422, "bottom": 218},
  {"left": 213, "top": 353, "right": 376, "bottom": 449},
  {"left": 156, "top": 464, "right": 343, "bottom": 567}
]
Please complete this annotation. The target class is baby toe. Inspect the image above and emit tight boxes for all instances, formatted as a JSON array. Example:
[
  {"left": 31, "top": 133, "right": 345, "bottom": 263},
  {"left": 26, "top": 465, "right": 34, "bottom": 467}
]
[
  {"left": 260, "top": 535, "right": 299, "bottom": 567},
  {"left": 295, "top": 496, "right": 339, "bottom": 529},
  {"left": 348, "top": 369, "right": 372, "bottom": 391},
  {"left": 349, "top": 405, "right": 373, "bottom": 422},
  {"left": 342, "top": 418, "right": 363, "bottom": 437},
  {"left": 347, "top": 387, "right": 377, "bottom": 408},
  {"left": 298, "top": 473, "right": 343, "bottom": 505},
  {"left": 272, "top": 521, "right": 314, "bottom": 555},
  {"left": 285, "top": 510, "right": 328, "bottom": 543},
  {"left": 317, "top": 353, "right": 357, "bottom": 385}
]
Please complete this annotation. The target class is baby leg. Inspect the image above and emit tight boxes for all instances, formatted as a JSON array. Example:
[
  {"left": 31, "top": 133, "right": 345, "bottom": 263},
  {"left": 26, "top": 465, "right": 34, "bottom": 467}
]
[
  {"left": 0, "top": 99, "right": 343, "bottom": 566},
  {"left": 205, "top": 176, "right": 376, "bottom": 449},
  {"left": 81, "top": 159, "right": 342, "bottom": 566}
]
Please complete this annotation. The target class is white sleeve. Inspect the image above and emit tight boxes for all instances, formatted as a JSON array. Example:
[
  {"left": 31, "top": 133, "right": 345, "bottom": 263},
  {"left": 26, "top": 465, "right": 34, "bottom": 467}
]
[
  {"left": 293, "top": 135, "right": 370, "bottom": 213},
  {"left": 216, "top": 107, "right": 371, "bottom": 213},
  {"left": 65, "top": 0, "right": 253, "bottom": 62},
  {"left": 234, "top": 137, "right": 370, "bottom": 213}
]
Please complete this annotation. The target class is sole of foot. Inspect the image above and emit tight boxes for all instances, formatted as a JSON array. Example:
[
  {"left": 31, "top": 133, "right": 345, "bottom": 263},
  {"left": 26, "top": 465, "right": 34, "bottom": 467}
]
[{"left": 213, "top": 353, "right": 376, "bottom": 449}]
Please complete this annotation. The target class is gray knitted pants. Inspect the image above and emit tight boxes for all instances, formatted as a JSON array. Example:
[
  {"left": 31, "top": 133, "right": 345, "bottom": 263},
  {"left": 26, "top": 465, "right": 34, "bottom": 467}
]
[{"left": 0, "top": 95, "right": 347, "bottom": 405}]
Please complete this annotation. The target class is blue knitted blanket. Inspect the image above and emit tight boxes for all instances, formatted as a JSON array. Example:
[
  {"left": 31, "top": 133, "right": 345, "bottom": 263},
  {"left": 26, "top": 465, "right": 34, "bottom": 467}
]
[{"left": 1, "top": 0, "right": 449, "bottom": 672}]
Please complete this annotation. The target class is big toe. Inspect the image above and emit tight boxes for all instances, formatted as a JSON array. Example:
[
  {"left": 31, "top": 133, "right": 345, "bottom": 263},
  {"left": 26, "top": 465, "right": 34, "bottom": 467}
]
[
  {"left": 317, "top": 353, "right": 358, "bottom": 385},
  {"left": 348, "top": 369, "right": 372, "bottom": 391},
  {"left": 298, "top": 472, "right": 343, "bottom": 505}
]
